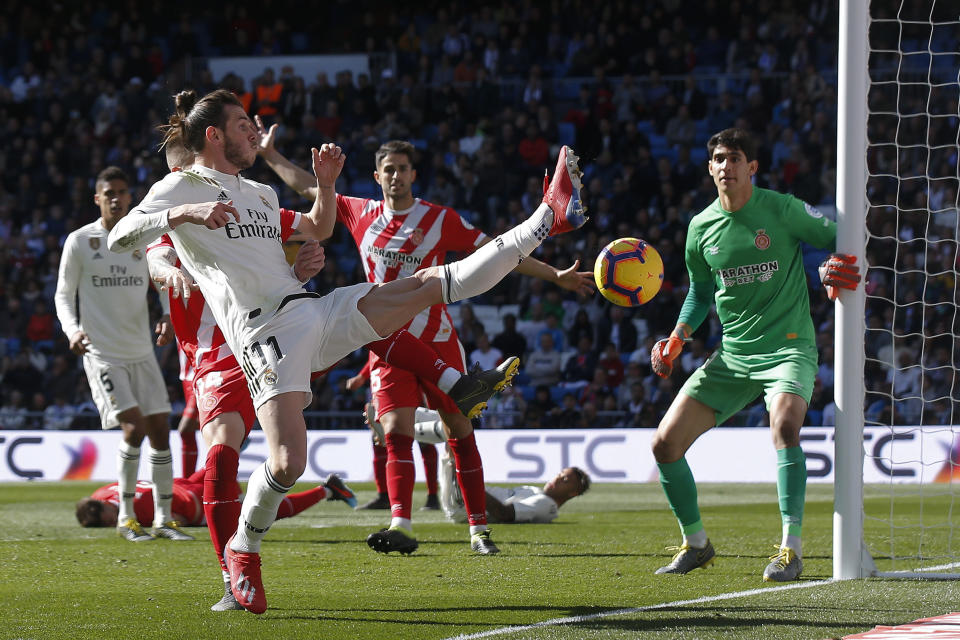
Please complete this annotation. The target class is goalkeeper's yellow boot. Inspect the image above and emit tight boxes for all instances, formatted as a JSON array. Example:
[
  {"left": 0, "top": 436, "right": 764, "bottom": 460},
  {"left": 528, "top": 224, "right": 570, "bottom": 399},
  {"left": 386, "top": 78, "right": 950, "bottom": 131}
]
[
  {"left": 117, "top": 517, "right": 154, "bottom": 542},
  {"left": 763, "top": 546, "right": 803, "bottom": 582},
  {"left": 654, "top": 539, "right": 715, "bottom": 574}
]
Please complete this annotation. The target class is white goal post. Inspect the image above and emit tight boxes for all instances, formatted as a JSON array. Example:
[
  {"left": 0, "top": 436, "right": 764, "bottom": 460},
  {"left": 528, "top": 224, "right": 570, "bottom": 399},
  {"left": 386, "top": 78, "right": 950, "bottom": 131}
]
[{"left": 835, "top": 0, "right": 960, "bottom": 580}]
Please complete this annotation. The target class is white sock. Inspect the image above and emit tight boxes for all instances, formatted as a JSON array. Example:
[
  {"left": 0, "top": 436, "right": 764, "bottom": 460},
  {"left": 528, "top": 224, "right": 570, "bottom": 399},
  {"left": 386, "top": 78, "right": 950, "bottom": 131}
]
[
  {"left": 436, "top": 367, "right": 461, "bottom": 393},
  {"left": 783, "top": 534, "right": 802, "bottom": 557},
  {"left": 443, "top": 203, "right": 554, "bottom": 303},
  {"left": 469, "top": 524, "right": 488, "bottom": 535},
  {"left": 414, "top": 417, "right": 447, "bottom": 445},
  {"left": 391, "top": 517, "right": 413, "bottom": 532},
  {"left": 683, "top": 530, "right": 708, "bottom": 549},
  {"left": 148, "top": 447, "right": 174, "bottom": 526},
  {"left": 230, "top": 463, "right": 292, "bottom": 553},
  {"left": 116, "top": 442, "right": 140, "bottom": 523}
]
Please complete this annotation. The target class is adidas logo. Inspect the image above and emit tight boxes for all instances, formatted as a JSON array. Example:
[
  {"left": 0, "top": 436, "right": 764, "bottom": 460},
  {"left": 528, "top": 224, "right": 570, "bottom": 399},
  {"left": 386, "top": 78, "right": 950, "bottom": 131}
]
[
  {"left": 217, "top": 190, "right": 229, "bottom": 201},
  {"left": 93, "top": 252, "right": 103, "bottom": 259},
  {"left": 235, "top": 572, "right": 256, "bottom": 602}
]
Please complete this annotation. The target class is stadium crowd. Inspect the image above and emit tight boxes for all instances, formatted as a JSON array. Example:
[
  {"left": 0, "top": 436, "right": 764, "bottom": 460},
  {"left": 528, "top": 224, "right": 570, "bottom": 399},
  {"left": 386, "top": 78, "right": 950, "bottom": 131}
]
[{"left": 0, "top": 1, "right": 956, "bottom": 430}]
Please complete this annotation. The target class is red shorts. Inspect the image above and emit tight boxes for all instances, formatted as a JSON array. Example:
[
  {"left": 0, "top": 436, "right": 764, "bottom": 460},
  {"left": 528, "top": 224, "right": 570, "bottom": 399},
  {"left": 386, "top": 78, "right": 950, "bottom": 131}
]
[
  {"left": 194, "top": 364, "right": 256, "bottom": 436},
  {"left": 370, "top": 337, "right": 466, "bottom": 418},
  {"left": 181, "top": 378, "right": 199, "bottom": 421}
]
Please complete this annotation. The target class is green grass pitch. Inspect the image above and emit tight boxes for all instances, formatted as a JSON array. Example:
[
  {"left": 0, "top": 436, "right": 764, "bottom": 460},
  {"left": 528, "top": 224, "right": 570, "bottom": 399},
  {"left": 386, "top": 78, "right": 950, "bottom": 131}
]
[{"left": 0, "top": 480, "right": 954, "bottom": 639}]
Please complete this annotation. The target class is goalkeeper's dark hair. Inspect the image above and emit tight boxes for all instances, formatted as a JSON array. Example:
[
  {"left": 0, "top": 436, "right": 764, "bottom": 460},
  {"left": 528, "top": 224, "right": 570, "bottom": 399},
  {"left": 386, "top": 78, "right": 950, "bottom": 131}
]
[
  {"left": 75, "top": 497, "right": 105, "bottom": 527},
  {"left": 571, "top": 466, "right": 591, "bottom": 495},
  {"left": 159, "top": 88, "right": 243, "bottom": 155},
  {"left": 707, "top": 127, "right": 758, "bottom": 163}
]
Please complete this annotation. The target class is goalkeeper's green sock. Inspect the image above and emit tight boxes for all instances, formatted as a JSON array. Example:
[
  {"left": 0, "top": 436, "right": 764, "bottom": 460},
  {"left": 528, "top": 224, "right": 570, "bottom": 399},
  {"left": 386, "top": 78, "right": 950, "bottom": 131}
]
[
  {"left": 658, "top": 458, "right": 707, "bottom": 548},
  {"left": 776, "top": 446, "right": 806, "bottom": 556}
]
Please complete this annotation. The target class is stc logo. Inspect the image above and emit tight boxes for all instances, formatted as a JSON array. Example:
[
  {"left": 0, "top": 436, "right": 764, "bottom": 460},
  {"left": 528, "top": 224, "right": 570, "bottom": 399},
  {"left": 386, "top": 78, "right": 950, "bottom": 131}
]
[{"left": 503, "top": 434, "right": 626, "bottom": 480}]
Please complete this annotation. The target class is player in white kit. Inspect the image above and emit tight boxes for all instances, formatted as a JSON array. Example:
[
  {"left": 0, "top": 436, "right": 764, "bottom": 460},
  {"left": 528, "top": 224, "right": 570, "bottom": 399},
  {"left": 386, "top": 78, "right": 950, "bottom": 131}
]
[
  {"left": 107, "top": 88, "right": 586, "bottom": 614},
  {"left": 54, "top": 166, "right": 192, "bottom": 543}
]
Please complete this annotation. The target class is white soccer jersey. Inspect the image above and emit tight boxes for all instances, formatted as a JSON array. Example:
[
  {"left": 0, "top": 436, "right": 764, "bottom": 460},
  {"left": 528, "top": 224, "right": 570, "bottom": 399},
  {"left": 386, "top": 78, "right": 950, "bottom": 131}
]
[
  {"left": 487, "top": 485, "right": 559, "bottom": 523},
  {"left": 120, "top": 166, "right": 303, "bottom": 356},
  {"left": 54, "top": 219, "right": 155, "bottom": 361}
]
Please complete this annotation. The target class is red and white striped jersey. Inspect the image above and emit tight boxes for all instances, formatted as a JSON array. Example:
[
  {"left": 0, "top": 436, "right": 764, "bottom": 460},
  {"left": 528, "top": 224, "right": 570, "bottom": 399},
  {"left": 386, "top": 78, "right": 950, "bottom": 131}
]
[{"left": 336, "top": 195, "right": 486, "bottom": 342}]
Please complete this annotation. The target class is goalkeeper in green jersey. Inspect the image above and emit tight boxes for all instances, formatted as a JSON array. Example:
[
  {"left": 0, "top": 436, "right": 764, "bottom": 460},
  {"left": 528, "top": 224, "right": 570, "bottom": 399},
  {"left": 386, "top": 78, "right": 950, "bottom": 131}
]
[{"left": 649, "top": 128, "right": 860, "bottom": 582}]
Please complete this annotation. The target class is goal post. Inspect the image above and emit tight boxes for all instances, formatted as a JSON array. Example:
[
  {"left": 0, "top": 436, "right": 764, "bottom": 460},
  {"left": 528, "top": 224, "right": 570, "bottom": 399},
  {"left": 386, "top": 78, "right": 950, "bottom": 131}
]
[
  {"left": 835, "top": 0, "right": 960, "bottom": 580},
  {"left": 834, "top": 0, "right": 870, "bottom": 581}
]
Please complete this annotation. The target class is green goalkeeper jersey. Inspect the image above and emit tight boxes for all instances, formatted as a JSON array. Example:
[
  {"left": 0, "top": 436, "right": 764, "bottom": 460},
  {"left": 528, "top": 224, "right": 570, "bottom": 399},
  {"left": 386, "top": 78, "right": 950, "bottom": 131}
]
[{"left": 684, "top": 187, "right": 836, "bottom": 355}]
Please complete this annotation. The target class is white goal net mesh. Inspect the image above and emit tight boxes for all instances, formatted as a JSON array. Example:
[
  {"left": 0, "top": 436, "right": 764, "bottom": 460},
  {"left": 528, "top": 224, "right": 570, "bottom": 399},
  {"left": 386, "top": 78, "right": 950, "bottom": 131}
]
[{"left": 861, "top": 0, "right": 960, "bottom": 575}]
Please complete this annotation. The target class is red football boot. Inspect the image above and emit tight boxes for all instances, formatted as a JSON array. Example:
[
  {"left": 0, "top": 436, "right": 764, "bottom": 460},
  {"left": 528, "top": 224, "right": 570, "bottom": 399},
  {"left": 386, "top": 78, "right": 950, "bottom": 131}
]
[
  {"left": 225, "top": 534, "right": 267, "bottom": 614},
  {"left": 542, "top": 145, "right": 588, "bottom": 236}
]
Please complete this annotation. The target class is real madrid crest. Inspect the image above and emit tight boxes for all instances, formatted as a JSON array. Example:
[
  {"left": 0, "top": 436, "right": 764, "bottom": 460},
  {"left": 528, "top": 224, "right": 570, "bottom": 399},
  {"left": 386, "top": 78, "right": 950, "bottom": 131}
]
[
  {"left": 89, "top": 237, "right": 100, "bottom": 250},
  {"left": 754, "top": 229, "right": 771, "bottom": 250},
  {"left": 263, "top": 368, "right": 278, "bottom": 385},
  {"left": 132, "top": 249, "right": 143, "bottom": 261},
  {"left": 260, "top": 195, "right": 274, "bottom": 211}
]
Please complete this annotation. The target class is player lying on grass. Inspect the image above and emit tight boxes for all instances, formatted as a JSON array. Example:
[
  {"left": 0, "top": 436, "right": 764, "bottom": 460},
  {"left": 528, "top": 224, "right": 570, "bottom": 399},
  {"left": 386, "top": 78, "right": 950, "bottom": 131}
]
[
  {"left": 366, "top": 406, "right": 590, "bottom": 524},
  {"left": 76, "top": 469, "right": 356, "bottom": 529},
  {"left": 649, "top": 127, "right": 860, "bottom": 582}
]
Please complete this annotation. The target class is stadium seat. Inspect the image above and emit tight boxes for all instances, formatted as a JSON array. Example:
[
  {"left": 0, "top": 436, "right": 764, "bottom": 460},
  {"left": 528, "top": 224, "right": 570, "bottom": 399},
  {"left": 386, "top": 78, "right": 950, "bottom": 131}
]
[{"left": 557, "top": 121, "right": 576, "bottom": 147}]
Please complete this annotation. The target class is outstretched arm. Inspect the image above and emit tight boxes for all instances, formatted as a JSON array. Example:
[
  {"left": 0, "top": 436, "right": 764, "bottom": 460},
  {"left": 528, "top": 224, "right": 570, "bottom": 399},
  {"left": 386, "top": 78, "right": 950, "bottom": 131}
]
[
  {"left": 295, "top": 144, "right": 346, "bottom": 242},
  {"left": 256, "top": 115, "right": 320, "bottom": 201},
  {"left": 476, "top": 237, "right": 595, "bottom": 296},
  {"left": 484, "top": 491, "right": 516, "bottom": 523}
]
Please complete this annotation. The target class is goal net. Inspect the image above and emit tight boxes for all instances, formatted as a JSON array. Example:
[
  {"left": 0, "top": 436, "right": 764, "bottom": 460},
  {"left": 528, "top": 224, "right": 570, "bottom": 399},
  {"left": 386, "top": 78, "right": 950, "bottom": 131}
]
[{"left": 835, "top": 0, "right": 960, "bottom": 579}]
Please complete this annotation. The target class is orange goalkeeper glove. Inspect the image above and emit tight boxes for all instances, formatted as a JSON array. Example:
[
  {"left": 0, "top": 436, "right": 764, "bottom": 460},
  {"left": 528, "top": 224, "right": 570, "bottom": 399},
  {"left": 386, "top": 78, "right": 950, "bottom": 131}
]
[
  {"left": 819, "top": 253, "right": 861, "bottom": 301},
  {"left": 651, "top": 335, "right": 685, "bottom": 379}
]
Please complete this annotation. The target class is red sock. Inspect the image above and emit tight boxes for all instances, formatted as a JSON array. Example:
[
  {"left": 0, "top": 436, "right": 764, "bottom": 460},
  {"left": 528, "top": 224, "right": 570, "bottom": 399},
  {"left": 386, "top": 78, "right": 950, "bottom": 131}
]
[
  {"left": 368, "top": 329, "right": 452, "bottom": 386},
  {"left": 372, "top": 442, "right": 388, "bottom": 494},
  {"left": 448, "top": 432, "right": 487, "bottom": 526},
  {"left": 202, "top": 444, "right": 241, "bottom": 572},
  {"left": 385, "top": 432, "right": 415, "bottom": 520},
  {"left": 181, "top": 430, "right": 198, "bottom": 477},
  {"left": 277, "top": 487, "right": 326, "bottom": 519},
  {"left": 419, "top": 442, "right": 439, "bottom": 495}
]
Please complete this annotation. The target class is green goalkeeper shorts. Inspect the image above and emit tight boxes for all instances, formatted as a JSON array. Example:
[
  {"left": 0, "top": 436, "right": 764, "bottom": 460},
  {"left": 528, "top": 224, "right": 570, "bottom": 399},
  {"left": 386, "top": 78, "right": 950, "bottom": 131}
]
[{"left": 679, "top": 344, "right": 818, "bottom": 425}]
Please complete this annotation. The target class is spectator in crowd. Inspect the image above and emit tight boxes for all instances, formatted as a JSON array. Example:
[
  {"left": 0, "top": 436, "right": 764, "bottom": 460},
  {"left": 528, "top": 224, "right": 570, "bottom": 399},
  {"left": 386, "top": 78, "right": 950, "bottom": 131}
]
[
  {"left": 526, "top": 332, "right": 563, "bottom": 388},
  {"left": 492, "top": 313, "right": 527, "bottom": 362},
  {"left": 469, "top": 333, "right": 503, "bottom": 370}
]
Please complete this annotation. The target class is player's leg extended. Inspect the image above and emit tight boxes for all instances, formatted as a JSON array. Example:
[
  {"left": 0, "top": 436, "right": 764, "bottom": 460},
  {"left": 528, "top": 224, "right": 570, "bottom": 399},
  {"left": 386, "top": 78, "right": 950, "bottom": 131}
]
[
  {"left": 439, "top": 409, "right": 499, "bottom": 555},
  {"left": 766, "top": 392, "right": 807, "bottom": 582},
  {"left": 651, "top": 393, "right": 716, "bottom": 573}
]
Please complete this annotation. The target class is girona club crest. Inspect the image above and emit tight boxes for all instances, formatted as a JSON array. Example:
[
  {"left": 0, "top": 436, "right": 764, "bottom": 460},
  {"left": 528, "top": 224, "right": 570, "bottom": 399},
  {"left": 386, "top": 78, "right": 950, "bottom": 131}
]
[
  {"left": 754, "top": 229, "right": 771, "bottom": 250},
  {"left": 410, "top": 228, "right": 424, "bottom": 245}
]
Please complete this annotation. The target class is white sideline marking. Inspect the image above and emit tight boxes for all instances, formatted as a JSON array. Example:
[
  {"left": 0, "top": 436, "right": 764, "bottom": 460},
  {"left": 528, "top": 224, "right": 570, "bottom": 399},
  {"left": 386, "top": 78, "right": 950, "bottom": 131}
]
[{"left": 443, "top": 579, "right": 834, "bottom": 640}]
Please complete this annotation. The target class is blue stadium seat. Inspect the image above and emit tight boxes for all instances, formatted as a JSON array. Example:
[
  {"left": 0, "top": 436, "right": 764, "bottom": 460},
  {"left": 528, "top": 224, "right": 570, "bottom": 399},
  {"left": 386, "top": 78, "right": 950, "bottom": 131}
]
[
  {"left": 350, "top": 179, "right": 380, "bottom": 200},
  {"left": 519, "top": 385, "right": 536, "bottom": 403}
]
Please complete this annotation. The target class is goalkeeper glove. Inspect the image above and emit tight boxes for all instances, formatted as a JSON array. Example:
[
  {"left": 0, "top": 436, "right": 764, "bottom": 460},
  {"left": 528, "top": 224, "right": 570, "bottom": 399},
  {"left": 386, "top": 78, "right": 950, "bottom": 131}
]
[
  {"left": 651, "top": 335, "right": 685, "bottom": 379},
  {"left": 818, "top": 253, "right": 861, "bottom": 301}
]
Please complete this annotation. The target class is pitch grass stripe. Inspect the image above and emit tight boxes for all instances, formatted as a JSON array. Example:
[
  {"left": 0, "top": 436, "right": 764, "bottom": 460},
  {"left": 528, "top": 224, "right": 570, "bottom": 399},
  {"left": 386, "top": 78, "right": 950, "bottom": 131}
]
[{"left": 443, "top": 579, "right": 834, "bottom": 640}]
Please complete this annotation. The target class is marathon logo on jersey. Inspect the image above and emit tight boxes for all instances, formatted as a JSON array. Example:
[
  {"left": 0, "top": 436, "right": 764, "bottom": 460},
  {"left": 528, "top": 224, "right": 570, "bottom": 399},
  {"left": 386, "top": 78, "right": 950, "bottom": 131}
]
[
  {"left": 718, "top": 260, "right": 779, "bottom": 287},
  {"left": 369, "top": 245, "right": 423, "bottom": 270},
  {"left": 224, "top": 209, "right": 282, "bottom": 242},
  {"left": 92, "top": 264, "right": 145, "bottom": 288}
]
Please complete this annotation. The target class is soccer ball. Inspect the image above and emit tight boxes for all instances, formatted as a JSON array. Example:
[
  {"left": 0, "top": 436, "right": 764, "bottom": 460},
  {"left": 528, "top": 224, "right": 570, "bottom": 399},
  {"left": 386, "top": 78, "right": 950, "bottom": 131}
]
[{"left": 594, "top": 237, "right": 664, "bottom": 306}]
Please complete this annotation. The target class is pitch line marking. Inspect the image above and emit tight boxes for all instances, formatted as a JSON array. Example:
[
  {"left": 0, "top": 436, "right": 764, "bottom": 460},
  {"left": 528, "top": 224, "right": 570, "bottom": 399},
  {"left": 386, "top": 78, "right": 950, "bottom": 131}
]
[{"left": 443, "top": 579, "right": 834, "bottom": 640}]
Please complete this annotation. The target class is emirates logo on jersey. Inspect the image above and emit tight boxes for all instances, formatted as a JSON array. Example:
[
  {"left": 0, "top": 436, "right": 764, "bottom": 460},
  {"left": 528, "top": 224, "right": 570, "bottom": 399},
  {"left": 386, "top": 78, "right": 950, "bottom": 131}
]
[
  {"left": 411, "top": 228, "right": 424, "bottom": 245},
  {"left": 754, "top": 229, "right": 771, "bottom": 250}
]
